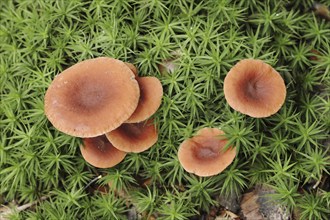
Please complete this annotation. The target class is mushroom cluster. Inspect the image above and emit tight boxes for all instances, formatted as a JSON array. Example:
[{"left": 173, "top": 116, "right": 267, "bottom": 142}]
[{"left": 44, "top": 57, "right": 163, "bottom": 168}]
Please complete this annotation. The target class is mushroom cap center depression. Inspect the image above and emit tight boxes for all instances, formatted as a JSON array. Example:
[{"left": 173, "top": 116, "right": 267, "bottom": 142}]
[
  {"left": 238, "top": 71, "right": 269, "bottom": 102},
  {"left": 70, "top": 80, "right": 110, "bottom": 111},
  {"left": 195, "top": 147, "right": 219, "bottom": 159},
  {"left": 192, "top": 139, "right": 223, "bottom": 160}
]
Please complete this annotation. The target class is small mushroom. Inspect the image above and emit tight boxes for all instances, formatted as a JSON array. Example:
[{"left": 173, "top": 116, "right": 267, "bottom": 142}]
[
  {"left": 224, "top": 59, "right": 286, "bottom": 118},
  {"left": 44, "top": 57, "right": 140, "bottom": 137},
  {"left": 80, "top": 135, "right": 127, "bottom": 168},
  {"left": 178, "top": 128, "right": 236, "bottom": 177},
  {"left": 105, "top": 118, "right": 158, "bottom": 153},
  {"left": 126, "top": 77, "right": 163, "bottom": 123}
]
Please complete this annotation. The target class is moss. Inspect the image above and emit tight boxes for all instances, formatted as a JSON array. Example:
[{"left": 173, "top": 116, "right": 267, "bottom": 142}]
[{"left": 1, "top": 0, "right": 330, "bottom": 219}]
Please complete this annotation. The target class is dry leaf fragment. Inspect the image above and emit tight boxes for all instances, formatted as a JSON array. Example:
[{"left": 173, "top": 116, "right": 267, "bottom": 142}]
[{"left": 240, "top": 191, "right": 264, "bottom": 220}]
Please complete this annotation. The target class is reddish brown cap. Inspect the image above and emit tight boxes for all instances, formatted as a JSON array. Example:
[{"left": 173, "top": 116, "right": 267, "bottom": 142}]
[
  {"left": 178, "top": 128, "right": 236, "bottom": 177},
  {"left": 124, "top": 62, "right": 138, "bottom": 77},
  {"left": 126, "top": 77, "right": 163, "bottom": 123},
  {"left": 80, "top": 135, "right": 127, "bottom": 168},
  {"left": 105, "top": 118, "right": 158, "bottom": 153},
  {"left": 44, "top": 57, "right": 140, "bottom": 137},
  {"left": 224, "top": 59, "right": 286, "bottom": 118}
]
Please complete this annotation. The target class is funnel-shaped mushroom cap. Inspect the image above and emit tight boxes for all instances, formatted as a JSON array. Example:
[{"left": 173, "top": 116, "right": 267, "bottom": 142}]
[
  {"left": 126, "top": 77, "right": 163, "bottom": 123},
  {"left": 106, "top": 119, "right": 158, "bottom": 153},
  {"left": 80, "top": 135, "right": 127, "bottom": 168},
  {"left": 178, "top": 128, "right": 236, "bottom": 177},
  {"left": 224, "top": 59, "right": 286, "bottom": 118},
  {"left": 44, "top": 57, "right": 140, "bottom": 137}
]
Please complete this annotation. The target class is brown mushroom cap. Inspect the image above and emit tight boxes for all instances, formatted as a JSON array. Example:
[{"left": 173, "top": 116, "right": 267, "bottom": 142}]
[
  {"left": 224, "top": 59, "right": 286, "bottom": 118},
  {"left": 178, "top": 128, "right": 236, "bottom": 177},
  {"left": 80, "top": 135, "right": 127, "bottom": 168},
  {"left": 105, "top": 118, "right": 158, "bottom": 153},
  {"left": 124, "top": 62, "right": 138, "bottom": 77},
  {"left": 44, "top": 57, "right": 140, "bottom": 137},
  {"left": 126, "top": 77, "right": 163, "bottom": 123}
]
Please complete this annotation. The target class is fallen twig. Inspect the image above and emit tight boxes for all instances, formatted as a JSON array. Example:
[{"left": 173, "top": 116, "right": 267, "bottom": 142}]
[{"left": 0, "top": 196, "right": 48, "bottom": 219}]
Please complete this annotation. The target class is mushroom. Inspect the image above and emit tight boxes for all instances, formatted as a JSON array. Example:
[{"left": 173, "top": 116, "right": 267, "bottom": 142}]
[
  {"left": 105, "top": 118, "right": 158, "bottom": 153},
  {"left": 126, "top": 77, "right": 163, "bottom": 123},
  {"left": 178, "top": 128, "right": 236, "bottom": 177},
  {"left": 44, "top": 57, "right": 140, "bottom": 137},
  {"left": 223, "top": 59, "right": 286, "bottom": 118},
  {"left": 80, "top": 135, "right": 127, "bottom": 168},
  {"left": 124, "top": 62, "right": 138, "bottom": 77}
]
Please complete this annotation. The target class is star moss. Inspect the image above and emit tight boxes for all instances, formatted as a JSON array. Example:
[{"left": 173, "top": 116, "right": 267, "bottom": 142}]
[{"left": 1, "top": 0, "right": 329, "bottom": 219}]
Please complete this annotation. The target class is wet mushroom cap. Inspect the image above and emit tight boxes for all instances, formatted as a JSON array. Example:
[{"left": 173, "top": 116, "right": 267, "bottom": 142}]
[
  {"left": 44, "top": 57, "right": 140, "bottom": 137},
  {"left": 106, "top": 118, "right": 158, "bottom": 153},
  {"left": 80, "top": 135, "right": 127, "bottom": 168},
  {"left": 224, "top": 59, "right": 286, "bottom": 118},
  {"left": 178, "top": 128, "right": 236, "bottom": 177},
  {"left": 126, "top": 77, "right": 163, "bottom": 123}
]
